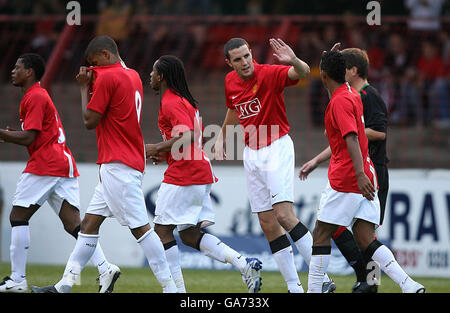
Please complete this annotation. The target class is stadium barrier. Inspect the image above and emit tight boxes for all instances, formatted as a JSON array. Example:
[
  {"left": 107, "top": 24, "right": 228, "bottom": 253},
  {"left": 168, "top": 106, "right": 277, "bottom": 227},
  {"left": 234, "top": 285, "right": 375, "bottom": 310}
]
[{"left": 0, "top": 162, "right": 449, "bottom": 277}]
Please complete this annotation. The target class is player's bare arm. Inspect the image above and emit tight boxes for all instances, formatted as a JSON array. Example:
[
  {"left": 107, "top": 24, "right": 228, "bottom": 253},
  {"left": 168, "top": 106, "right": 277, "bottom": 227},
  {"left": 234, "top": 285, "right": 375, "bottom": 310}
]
[
  {"left": 146, "top": 130, "right": 194, "bottom": 157},
  {"left": 270, "top": 38, "right": 310, "bottom": 80},
  {"left": 365, "top": 127, "right": 386, "bottom": 141},
  {"left": 76, "top": 66, "right": 102, "bottom": 129},
  {"left": 213, "top": 108, "right": 239, "bottom": 160},
  {"left": 299, "top": 146, "right": 332, "bottom": 180},
  {"left": 0, "top": 128, "right": 37, "bottom": 146},
  {"left": 344, "top": 132, "right": 375, "bottom": 200}
]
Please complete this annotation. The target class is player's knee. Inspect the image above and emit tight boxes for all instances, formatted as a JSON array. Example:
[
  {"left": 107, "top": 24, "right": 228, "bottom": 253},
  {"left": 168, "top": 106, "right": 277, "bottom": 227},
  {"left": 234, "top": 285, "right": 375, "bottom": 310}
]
[
  {"left": 10, "top": 220, "right": 29, "bottom": 227},
  {"left": 154, "top": 224, "right": 175, "bottom": 243},
  {"left": 179, "top": 231, "right": 201, "bottom": 248},
  {"left": 10, "top": 205, "right": 36, "bottom": 223},
  {"left": 80, "top": 217, "right": 99, "bottom": 234},
  {"left": 353, "top": 233, "right": 371, "bottom": 251},
  {"left": 274, "top": 210, "right": 295, "bottom": 229},
  {"left": 312, "top": 222, "right": 335, "bottom": 246},
  {"left": 62, "top": 221, "right": 78, "bottom": 235}
]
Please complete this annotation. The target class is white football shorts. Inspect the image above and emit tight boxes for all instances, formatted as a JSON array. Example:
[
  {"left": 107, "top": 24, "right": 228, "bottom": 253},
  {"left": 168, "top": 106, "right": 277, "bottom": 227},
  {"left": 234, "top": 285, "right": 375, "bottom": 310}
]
[
  {"left": 243, "top": 134, "right": 295, "bottom": 213},
  {"left": 86, "top": 162, "right": 150, "bottom": 229},
  {"left": 317, "top": 181, "right": 381, "bottom": 227},
  {"left": 12, "top": 173, "right": 80, "bottom": 214},
  {"left": 154, "top": 183, "right": 215, "bottom": 231}
]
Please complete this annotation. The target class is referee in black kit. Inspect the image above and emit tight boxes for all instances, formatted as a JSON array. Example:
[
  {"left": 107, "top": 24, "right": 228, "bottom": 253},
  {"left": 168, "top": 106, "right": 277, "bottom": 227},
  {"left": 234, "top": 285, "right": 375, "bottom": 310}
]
[{"left": 341, "top": 47, "right": 389, "bottom": 223}]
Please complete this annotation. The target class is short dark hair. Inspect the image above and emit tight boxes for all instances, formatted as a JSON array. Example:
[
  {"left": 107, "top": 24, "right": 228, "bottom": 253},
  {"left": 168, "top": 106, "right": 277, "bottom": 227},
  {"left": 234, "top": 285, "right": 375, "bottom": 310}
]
[
  {"left": 18, "top": 53, "right": 46, "bottom": 81},
  {"left": 341, "top": 48, "right": 369, "bottom": 79},
  {"left": 155, "top": 55, "right": 198, "bottom": 108},
  {"left": 320, "top": 51, "right": 346, "bottom": 84},
  {"left": 224, "top": 38, "right": 250, "bottom": 60},
  {"left": 85, "top": 35, "right": 119, "bottom": 59}
]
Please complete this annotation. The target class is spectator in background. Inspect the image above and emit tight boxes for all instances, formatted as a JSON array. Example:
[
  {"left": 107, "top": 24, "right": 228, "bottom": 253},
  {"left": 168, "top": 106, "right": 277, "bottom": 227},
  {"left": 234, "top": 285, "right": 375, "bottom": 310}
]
[
  {"left": 96, "top": 0, "right": 132, "bottom": 55},
  {"left": 383, "top": 33, "right": 420, "bottom": 125},
  {"left": 29, "top": 0, "right": 63, "bottom": 61},
  {"left": 405, "top": 0, "right": 445, "bottom": 32},
  {"left": 301, "top": 30, "right": 330, "bottom": 127},
  {"left": 247, "top": 0, "right": 263, "bottom": 15},
  {"left": 417, "top": 40, "right": 449, "bottom": 128}
]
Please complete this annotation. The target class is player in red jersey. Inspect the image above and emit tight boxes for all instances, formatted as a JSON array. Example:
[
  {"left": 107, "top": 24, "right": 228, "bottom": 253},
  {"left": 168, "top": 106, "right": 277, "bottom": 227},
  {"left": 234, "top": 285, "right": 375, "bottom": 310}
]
[
  {"left": 214, "top": 38, "right": 335, "bottom": 293},
  {"left": 305, "top": 50, "right": 425, "bottom": 293},
  {"left": 30, "top": 36, "right": 177, "bottom": 293},
  {"left": 300, "top": 44, "right": 390, "bottom": 293},
  {"left": 0, "top": 53, "right": 116, "bottom": 293},
  {"left": 146, "top": 55, "right": 262, "bottom": 293}
]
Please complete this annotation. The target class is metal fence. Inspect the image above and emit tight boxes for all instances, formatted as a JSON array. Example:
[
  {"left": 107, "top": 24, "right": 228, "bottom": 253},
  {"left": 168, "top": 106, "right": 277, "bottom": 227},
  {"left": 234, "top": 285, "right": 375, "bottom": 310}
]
[{"left": 0, "top": 14, "right": 449, "bottom": 168}]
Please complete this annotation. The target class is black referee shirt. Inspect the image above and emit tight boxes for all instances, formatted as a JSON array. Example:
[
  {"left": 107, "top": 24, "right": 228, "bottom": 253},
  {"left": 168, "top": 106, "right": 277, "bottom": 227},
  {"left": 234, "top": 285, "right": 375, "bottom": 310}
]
[{"left": 359, "top": 83, "right": 389, "bottom": 165}]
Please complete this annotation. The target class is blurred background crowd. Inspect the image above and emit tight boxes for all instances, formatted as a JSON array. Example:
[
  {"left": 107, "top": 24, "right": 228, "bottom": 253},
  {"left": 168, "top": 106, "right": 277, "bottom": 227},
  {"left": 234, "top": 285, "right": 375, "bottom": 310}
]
[{"left": 0, "top": 0, "right": 449, "bottom": 167}]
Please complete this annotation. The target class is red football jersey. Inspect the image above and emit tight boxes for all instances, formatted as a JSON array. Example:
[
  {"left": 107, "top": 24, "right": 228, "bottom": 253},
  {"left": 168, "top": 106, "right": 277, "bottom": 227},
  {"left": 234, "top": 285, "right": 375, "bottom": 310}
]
[
  {"left": 325, "top": 83, "right": 377, "bottom": 193},
  {"left": 225, "top": 61, "right": 298, "bottom": 149},
  {"left": 158, "top": 89, "right": 217, "bottom": 186},
  {"left": 87, "top": 62, "right": 145, "bottom": 173},
  {"left": 20, "top": 82, "right": 79, "bottom": 178}
]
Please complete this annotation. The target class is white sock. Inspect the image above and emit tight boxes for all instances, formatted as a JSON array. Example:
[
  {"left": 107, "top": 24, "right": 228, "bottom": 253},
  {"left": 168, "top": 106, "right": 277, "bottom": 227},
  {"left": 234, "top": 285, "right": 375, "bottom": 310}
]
[
  {"left": 137, "top": 229, "right": 176, "bottom": 292},
  {"left": 272, "top": 246, "right": 303, "bottom": 293},
  {"left": 165, "top": 244, "right": 186, "bottom": 293},
  {"left": 293, "top": 231, "right": 312, "bottom": 265},
  {"left": 308, "top": 250, "right": 331, "bottom": 293},
  {"left": 199, "top": 233, "right": 247, "bottom": 271},
  {"left": 372, "top": 244, "right": 409, "bottom": 287},
  {"left": 10, "top": 225, "right": 30, "bottom": 283},
  {"left": 55, "top": 232, "right": 99, "bottom": 292},
  {"left": 291, "top": 231, "right": 332, "bottom": 283},
  {"left": 89, "top": 241, "right": 110, "bottom": 275}
]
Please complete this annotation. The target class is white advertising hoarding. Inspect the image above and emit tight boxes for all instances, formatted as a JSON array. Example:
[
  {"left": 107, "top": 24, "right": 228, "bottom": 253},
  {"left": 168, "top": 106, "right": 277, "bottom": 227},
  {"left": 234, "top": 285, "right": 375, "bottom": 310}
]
[{"left": 0, "top": 162, "right": 449, "bottom": 277}]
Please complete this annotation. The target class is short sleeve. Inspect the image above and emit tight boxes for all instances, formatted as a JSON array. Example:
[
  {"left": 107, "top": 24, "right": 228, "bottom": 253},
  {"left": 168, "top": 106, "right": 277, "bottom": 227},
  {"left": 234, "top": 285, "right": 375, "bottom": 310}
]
[
  {"left": 266, "top": 65, "right": 299, "bottom": 93},
  {"left": 21, "top": 94, "right": 46, "bottom": 132},
  {"left": 332, "top": 97, "right": 358, "bottom": 138},
  {"left": 362, "top": 94, "right": 387, "bottom": 133},
  {"left": 225, "top": 78, "right": 234, "bottom": 109},
  {"left": 165, "top": 99, "right": 194, "bottom": 136},
  {"left": 86, "top": 74, "right": 112, "bottom": 115}
]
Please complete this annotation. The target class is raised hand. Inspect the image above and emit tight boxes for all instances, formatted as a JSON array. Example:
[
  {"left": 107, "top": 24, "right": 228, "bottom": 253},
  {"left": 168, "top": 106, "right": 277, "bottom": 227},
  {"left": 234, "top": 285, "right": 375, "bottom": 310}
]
[
  {"left": 270, "top": 38, "right": 296, "bottom": 65},
  {"left": 330, "top": 42, "right": 341, "bottom": 52},
  {"left": 322, "top": 42, "right": 342, "bottom": 56},
  {"left": 76, "top": 66, "right": 93, "bottom": 88}
]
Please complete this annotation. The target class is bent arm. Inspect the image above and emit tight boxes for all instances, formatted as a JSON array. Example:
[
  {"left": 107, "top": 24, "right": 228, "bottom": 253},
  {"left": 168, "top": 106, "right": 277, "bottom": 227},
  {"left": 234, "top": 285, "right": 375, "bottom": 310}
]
[
  {"left": 146, "top": 130, "right": 194, "bottom": 157},
  {"left": 0, "top": 129, "right": 37, "bottom": 146},
  {"left": 80, "top": 87, "right": 102, "bottom": 130},
  {"left": 344, "top": 132, "right": 375, "bottom": 200},
  {"left": 287, "top": 57, "right": 310, "bottom": 80},
  {"left": 365, "top": 127, "right": 386, "bottom": 141}
]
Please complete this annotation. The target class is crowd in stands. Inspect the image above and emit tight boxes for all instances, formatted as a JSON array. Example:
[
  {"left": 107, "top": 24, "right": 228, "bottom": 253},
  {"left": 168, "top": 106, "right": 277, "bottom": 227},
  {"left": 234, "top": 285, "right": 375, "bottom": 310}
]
[{"left": 0, "top": 0, "right": 448, "bottom": 127}]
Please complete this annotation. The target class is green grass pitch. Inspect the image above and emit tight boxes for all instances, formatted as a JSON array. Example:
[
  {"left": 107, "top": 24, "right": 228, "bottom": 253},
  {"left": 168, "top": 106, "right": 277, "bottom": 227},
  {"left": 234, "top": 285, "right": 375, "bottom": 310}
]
[{"left": 1, "top": 263, "right": 449, "bottom": 293}]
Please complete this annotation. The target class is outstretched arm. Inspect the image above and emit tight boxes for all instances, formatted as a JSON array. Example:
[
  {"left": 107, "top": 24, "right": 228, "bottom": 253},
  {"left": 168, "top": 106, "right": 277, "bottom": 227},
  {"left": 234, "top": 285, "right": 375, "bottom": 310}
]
[
  {"left": 298, "top": 146, "right": 332, "bottom": 180},
  {"left": 270, "top": 38, "right": 310, "bottom": 80}
]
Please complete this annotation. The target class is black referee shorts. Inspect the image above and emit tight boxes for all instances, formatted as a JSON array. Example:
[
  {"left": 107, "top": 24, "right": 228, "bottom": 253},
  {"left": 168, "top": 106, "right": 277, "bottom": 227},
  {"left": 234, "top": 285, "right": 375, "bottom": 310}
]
[{"left": 374, "top": 164, "right": 389, "bottom": 226}]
